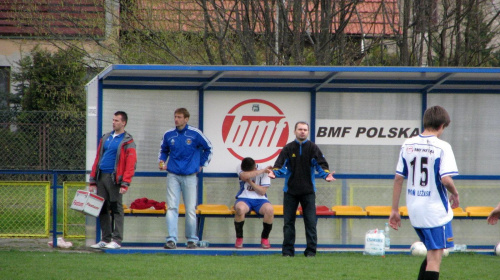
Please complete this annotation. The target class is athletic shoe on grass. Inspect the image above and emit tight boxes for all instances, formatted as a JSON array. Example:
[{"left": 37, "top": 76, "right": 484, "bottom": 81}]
[
  {"left": 105, "top": 241, "right": 121, "bottom": 249},
  {"left": 186, "top": 241, "right": 197, "bottom": 249},
  {"left": 235, "top": 238, "right": 243, "bottom": 249},
  {"left": 261, "top": 238, "right": 271, "bottom": 249},
  {"left": 90, "top": 241, "right": 108, "bottom": 249},
  {"left": 164, "top": 241, "right": 176, "bottom": 249}
]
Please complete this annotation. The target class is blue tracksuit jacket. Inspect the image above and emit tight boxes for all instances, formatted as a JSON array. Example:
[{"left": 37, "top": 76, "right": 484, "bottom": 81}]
[{"left": 158, "top": 124, "right": 213, "bottom": 175}]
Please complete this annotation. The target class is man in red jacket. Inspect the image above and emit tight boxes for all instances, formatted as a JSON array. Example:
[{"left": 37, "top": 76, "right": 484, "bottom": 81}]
[{"left": 89, "top": 111, "right": 137, "bottom": 249}]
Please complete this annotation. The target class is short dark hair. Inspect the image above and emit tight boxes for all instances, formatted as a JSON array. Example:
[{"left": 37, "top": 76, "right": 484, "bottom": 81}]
[
  {"left": 115, "top": 111, "right": 128, "bottom": 125},
  {"left": 241, "top": 157, "right": 256, "bottom": 172},
  {"left": 294, "top": 121, "right": 309, "bottom": 130},
  {"left": 423, "top": 106, "right": 450, "bottom": 130},
  {"left": 174, "top": 108, "right": 190, "bottom": 118}
]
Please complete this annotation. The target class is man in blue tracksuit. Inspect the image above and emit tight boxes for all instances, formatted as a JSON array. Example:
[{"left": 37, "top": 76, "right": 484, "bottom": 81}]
[
  {"left": 159, "top": 108, "right": 213, "bottom": 249},
  {"left": 270, "top": 121, "right": 335, "bottom": 257}
]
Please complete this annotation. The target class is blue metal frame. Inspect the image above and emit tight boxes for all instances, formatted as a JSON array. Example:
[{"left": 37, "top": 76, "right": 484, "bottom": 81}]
[
  {"left": 1, "top": 169, "right": 499, "bottom": 248},
  {"left": 87, "top": 65, "right": 500, "bottom": 246},
  {"left": 198, "top": 88, "right": 205, "bottom": 205},
  {"left": 310, "top": 89, "right": 317, "bottom": 142},
  {"left": 0, "top": 170, "right": 86, "bottom": 248}
]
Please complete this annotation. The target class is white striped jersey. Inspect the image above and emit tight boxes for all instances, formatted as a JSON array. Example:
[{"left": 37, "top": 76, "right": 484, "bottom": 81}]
[
  {"left": 235, "top": 164, "right": 271, "bottom": 199},
  {"left": 396, "top": 134, "right": 458, "bottom": 228}
]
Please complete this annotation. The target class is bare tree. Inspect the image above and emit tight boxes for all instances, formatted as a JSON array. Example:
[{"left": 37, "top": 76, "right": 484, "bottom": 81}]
[{"left": 7, "top": 0, "right": 500, "bottom": 67}]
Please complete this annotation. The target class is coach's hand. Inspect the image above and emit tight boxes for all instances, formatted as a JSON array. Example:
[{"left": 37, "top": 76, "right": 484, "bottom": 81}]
[
  {"left": 326, "top": 171, "right": 336, "bottom": 182},
  {"left": 120, "top": 186, "right": 128, "bottom": 194}
]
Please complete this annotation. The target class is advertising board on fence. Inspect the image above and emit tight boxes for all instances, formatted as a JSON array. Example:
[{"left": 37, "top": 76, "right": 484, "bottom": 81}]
[
  {"left": 315, "top": 119, "right": 420, "bottom": 146},
  {"left": 203, "top": 92, "right": 310, "bottom": 173}
]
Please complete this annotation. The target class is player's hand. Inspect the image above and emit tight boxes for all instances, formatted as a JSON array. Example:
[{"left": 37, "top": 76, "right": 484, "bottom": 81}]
[
  {"left": 487, "top": 207, "right": 500, "bottom": 225},
  {"left": 159, "top": 161, "right": 166, "bottom": 170},
  {"left": 389, "top": 210, "right": 401, "bottom": 230},
  {"left": 268, "top": 170, "right": 276, "bottom": 179},
  {"left": 88, "top": 184, "right": 97, "bottom": 193},
  {"left": 325, "top": 171, "right": 336, "bottom": 182},
  {"left": 449, "top": 193, "right": 459, "bottom": 209},
  {"left": 119, "top": 186, "right": 128, "bottom": 194},
  {"left": 263, "top": 166, "right": 273, "bottom": 174}
]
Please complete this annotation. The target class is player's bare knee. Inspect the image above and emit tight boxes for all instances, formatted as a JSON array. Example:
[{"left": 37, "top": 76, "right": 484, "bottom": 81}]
[
  {"left": 235, "top": 206, "right": 247, "bottom": 216},
  {"left": 261, "top": 205, "right": 274, "bottom": 216}
]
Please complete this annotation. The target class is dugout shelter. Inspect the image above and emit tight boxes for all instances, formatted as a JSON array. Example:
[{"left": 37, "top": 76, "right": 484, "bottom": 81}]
[{"left": 86, "top": 65, "right": 500, "bottom": 248}]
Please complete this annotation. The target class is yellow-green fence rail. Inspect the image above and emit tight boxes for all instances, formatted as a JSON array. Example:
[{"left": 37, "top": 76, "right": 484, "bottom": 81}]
[
  {"left": 63, "top": 182, "right": 87, "bottom": 238},
  {"left": 0, "top": 181, "right": 50, "bottom": 237}
]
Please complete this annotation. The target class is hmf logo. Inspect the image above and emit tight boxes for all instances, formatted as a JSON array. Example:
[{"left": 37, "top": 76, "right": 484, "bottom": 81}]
[{"left": 222, "top": 99, "right": 289, "bottom": 163}]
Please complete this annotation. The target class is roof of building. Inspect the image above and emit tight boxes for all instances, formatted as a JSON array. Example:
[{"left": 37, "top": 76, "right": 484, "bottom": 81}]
[
  {"left": 95, "top": 64, "right": 500, "bottom": 94},
  {"left": 0, "top": 0, "right": 399, "bottom": 38},
  {"left": 0, "top": 0, "right": 105, "bottom": 37},
  {"left": 133, "top": 0, "right": 400, "bottom": 36}
]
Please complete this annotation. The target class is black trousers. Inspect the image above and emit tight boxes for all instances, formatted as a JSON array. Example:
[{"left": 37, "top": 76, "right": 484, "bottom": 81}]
[
  {"left": 96, "top": 172, "right": 124, "bottom": 244},
  {"left": 282, "top": 192, "right": 317, "bottom": 256}
]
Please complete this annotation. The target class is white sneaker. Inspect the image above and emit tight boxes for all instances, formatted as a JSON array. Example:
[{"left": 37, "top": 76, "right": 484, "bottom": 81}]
[
  {"left": 48, "top": 237, "right": 72, "bottom": 248},
  {"left": 90, "top": 241, "right": 108, "bottom": 249},
  {"left": 105, "top": 241, "right": 121, "bottom": 249},
  {"left": 57, "top": 237, "right": 73, "bottom": 248}
]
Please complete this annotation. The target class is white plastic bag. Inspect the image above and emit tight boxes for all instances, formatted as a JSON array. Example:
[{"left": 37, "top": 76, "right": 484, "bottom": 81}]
[{"left": 364, "top": 229, "right": 385, "bottom": 256}]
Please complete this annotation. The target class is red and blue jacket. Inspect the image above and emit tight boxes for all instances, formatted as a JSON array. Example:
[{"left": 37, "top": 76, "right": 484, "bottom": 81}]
[{"left": 90, "top": 131, "right": 137, "bottom": 188}]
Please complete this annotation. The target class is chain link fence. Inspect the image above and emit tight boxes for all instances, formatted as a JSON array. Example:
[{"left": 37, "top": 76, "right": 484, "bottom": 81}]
[
  {"left": 0, "top": 110, "right": 86, "bottom": 181},
  {"left": 1, "top": 111, "right": 86, "bottom": 238},
  {"left": 63, "top": 182, "right": 87, "bottom": 238},
  {"left": 0, "top": 181, "right": 50, "bottom": 237}
]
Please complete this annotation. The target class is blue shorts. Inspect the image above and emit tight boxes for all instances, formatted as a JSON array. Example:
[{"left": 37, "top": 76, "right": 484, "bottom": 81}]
[
  {"left": 414, "top": 221, "right": 454, "bottom": 250},
  {"left": 235, "top": 198, "right": 271, "bottom": 214}
]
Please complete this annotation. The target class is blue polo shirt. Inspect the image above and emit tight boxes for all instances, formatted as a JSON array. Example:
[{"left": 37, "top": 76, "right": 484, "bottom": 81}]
[{"left": 99, "top": 132, "right": 124, "bottom": 173}]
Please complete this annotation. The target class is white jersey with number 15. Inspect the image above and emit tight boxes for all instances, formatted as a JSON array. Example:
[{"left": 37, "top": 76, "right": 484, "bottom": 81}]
[{"left": 396, "top": 134, "right": 459, "bottom": 228}]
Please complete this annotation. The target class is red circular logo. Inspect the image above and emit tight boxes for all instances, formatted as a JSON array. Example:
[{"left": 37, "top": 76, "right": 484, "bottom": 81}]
[{"left": 222, "top": 99, "right": 289, "bottom": 163}]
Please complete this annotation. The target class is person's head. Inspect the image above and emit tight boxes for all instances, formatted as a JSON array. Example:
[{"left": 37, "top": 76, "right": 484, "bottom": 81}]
[
  {"left": 113, "top": 111, "right": 128, "bottom": 133},
  {"left": 294, "top": 121, "right": 310, "bottom": 142},
  {"left": 241, "top": 157, "right": 256, "bottom": 172},
  {"left": 174, "top": 108, "right": 190, "bottom": 129},
  {"left": 423, "top": 106, "right": 451, "bottom": 132}
]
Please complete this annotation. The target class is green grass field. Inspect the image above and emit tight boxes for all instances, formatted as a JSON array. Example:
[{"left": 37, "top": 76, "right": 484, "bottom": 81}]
[{"left": 1, "top": 250, "right": 499, "bottom": 279}]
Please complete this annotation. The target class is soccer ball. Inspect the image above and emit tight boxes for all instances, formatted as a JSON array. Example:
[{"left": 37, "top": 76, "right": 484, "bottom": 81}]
[
  {"left": 494, "top": 242, "right": 500, "bottom": 256},
  {"left": 410, "top": 241, "right": 427, "bottom": 257},
  {"left": 443, "top": 248, "right": 449, "bottom": 257}
]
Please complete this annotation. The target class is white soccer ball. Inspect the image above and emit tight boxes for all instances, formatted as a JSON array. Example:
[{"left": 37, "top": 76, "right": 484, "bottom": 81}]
[
  {"left": 410, "top": 241, "right": 427, "bottom": 257},
  {"left": 443, "top": 248, "right": 449, "bottom": 257},
  {"left": 494, "top": 242, "right": 500, "bottom": 256}
]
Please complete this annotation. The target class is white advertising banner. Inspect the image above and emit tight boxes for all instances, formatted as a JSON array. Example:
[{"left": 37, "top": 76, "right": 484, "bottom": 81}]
[
  {"left": 204, "top": 92, "right": 310, "bottom": 173},
  {"left": 315, "top": 119, "right": 420, "bottom": 145}
]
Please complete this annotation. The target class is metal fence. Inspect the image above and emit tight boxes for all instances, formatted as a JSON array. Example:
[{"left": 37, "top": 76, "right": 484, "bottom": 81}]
[
  {"left": 63, "top": 182, "right": 86, "bottom": 238},
  {"left": 0, "top": 111, "right": 86, "bottom": 172},
  {"left": 1, "top": 109, "right": 500, "bottom": 246},
  {"left": 0, "top": 111, "right": 86, "bottom": 239},
  {"left": 0, "top": 181, "right": 50, "bottom": 237}
]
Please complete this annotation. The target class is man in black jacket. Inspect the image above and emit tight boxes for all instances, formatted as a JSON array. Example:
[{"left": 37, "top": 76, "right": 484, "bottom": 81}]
[{"left": 269, "top": 121, "right": 335, "bottom": 257}]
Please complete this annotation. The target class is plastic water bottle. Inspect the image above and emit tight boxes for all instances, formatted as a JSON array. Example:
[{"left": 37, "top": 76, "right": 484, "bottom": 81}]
[
  {"left": 384, "top": 222, "right": 391, "bottom": 250},
  {"left": 454, "top": 244, "right": 467, "bottom": 252},
  {"left": 198, "top": 240, "right": 209, "bottom": 248}
]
